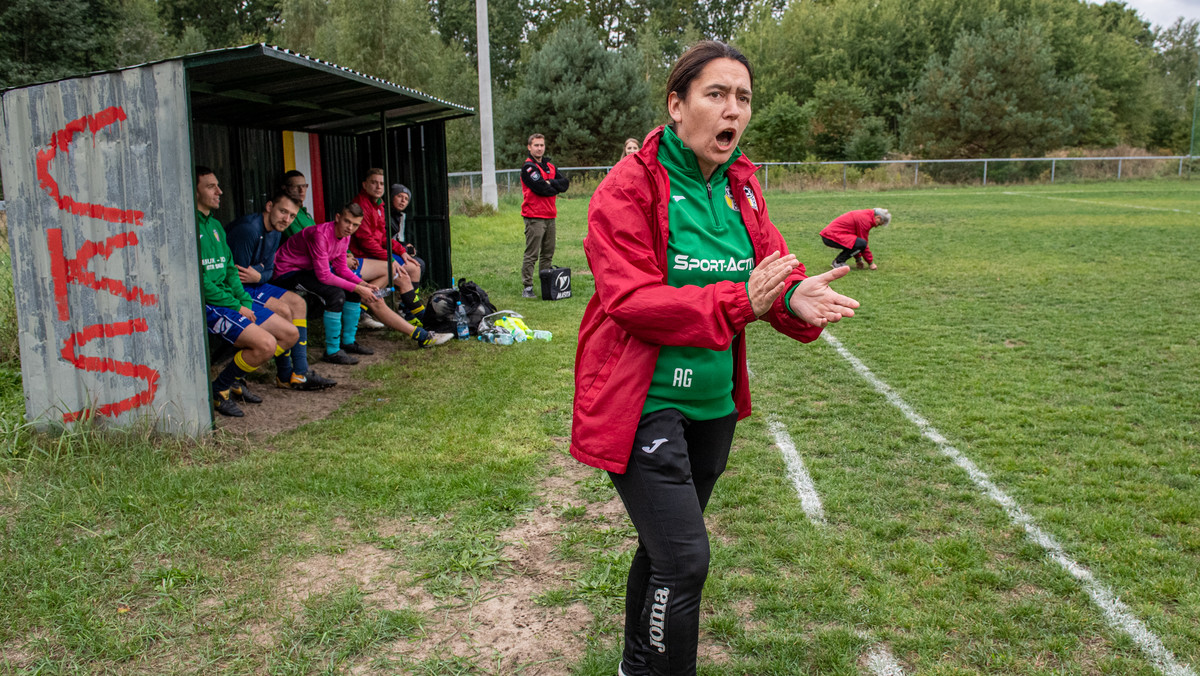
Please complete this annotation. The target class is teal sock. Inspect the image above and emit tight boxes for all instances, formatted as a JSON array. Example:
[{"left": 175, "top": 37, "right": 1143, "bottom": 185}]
[
  {"left": 323, "top": 310, "right": 342, "bottom": 355},
  {"left": 341, "top": 302, "right": 361, "bottom": 346}
]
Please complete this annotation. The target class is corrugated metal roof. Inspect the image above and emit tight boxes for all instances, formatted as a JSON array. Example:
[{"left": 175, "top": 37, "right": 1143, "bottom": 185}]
[{"left": 2, "top": 44, "right": 475, "bottom": 134}]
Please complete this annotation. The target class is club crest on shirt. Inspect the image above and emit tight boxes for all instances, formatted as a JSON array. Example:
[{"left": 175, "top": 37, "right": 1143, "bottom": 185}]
[
  {"left": 724, "top": 185, "right": 739, "bottom": 212},
  {"left": 744, "top": 186, "right": 758, "bottom": 211},
  {"left": 530, "top": 170, "right": 541, "bottom": 181}
]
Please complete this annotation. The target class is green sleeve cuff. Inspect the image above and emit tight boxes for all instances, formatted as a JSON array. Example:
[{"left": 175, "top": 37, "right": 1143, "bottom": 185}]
[{"left": 784, "top": 283, "right": 801, "bottom": 318}]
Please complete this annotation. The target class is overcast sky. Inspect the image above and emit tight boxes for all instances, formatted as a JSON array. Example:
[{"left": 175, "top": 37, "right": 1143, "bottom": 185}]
[{"left": 1106, "top": 0, "right": 1200, "bottom": 30}]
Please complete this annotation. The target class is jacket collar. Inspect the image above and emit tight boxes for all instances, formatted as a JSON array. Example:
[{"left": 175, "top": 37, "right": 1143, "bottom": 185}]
[
  {"left": 526, "top": 154, "right": 552, "bottom": 170},
  {"left": 636, "top": 125, "right": 758, "bottom": 185}
]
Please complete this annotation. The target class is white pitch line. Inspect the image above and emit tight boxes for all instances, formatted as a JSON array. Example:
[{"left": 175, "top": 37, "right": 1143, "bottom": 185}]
[
  {"left": 1003, "top": 190, "right": 1199, "bottom": 215},
  {"left": 767, "top": 418, "right": 825, "bottom": 525},
  {"left": 855, "top": 631, "right": 907, "bottom": 675},
  {"left": 820, "top": 332, "right": 1196, "bottom": 676},
  {"left": 865, "top": 644, "right": 907, "bottom": 676}
]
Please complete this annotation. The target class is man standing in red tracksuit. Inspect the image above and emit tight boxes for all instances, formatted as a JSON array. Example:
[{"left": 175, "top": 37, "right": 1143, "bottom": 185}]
[
  {"left": 819, "top": 207, "right": 891, "bottom": 270},
  {"left": 520, "top": 133, "right": 570, "bottom": 298}
]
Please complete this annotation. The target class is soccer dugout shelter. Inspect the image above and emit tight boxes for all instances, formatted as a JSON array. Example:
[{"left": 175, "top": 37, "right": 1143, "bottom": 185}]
[{"left": 0, "top": 44, "right": 474, "bottom": 436}]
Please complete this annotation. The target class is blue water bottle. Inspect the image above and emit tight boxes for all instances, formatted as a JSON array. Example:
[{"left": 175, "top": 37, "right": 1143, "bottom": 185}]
[{"left": 454, "top": 301, "right": 470, "bottom": 340}]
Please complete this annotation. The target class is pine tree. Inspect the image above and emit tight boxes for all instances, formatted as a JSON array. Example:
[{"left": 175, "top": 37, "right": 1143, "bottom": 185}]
[
  {"left": 498, "top": 19, "right": 655, "bottom": 166},
  {"left": 901, "top": 19, "right": 1092, "bottom": 159}
]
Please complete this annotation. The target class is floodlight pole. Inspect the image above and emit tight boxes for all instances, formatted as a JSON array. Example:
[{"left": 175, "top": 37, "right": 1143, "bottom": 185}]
[{"left": 476, "top": 0, "right": 499, "bottom": 208}]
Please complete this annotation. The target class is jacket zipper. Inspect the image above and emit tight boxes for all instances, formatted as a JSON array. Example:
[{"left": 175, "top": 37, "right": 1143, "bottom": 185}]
[{"left": 706, "top": 180, "right": 721, "bottom": 229}]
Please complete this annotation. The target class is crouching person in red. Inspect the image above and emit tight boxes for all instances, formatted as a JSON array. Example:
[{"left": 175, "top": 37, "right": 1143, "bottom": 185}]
[
  {"left": 819, "top": 207, "right": 891, "bottom": 270},
  {"left": 272, "top": 202, "right": 452, "bottom": 362}
]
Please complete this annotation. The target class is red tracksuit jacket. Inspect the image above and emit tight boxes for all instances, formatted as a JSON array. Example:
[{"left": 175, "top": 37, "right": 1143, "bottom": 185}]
[
  {"left": 819, "top": 209, "right": 878, "bottom": 263},
  {"left": 350, "top": 191, "right": 404, "bottom": 260},
  {"left": 571, "top": 126, "right": 824, "bottom": 474}
]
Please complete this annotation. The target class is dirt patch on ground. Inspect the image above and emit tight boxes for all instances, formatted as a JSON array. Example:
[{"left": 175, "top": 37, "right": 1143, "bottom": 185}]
[
  {"left": 247, "top": 449, "right": 616, "bottom": 673},
  {"left": 360, "top": 450, "right": 611, "bottom": 674},
  {"left": 0, "top": 636, "right": 33, "bottom": 671},
  {"left": 242, "top": 518, "right": 437, "bottom": 651},
  {"left": 212, "top": 331, "right": 409, "bottom": 439},
  {"left": 284, "top": 543, "right": 403, "bottom": 605}
]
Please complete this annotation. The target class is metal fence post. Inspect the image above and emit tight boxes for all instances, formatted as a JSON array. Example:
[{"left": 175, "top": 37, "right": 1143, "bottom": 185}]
[
  {"left": 1118, "top": 158, "right": 1123, "bottom": 179},
  {"left": 764, "top": 164, "right": 769, "bottom": 192},
  {"left": 842, "top": 164, "right": 847, "bottom": 191},
  {"left": 914, "top": 162, "right": 919, "bottom": 186},
  {"left": 1051, "top": 159, "right": 1056, "bottom": 183},
  {"left": 983, "top": 160, "right": 988, "bottom": 186},
  {"left": 1180, "top": 157, "right": 1185, "bottom": 177}
]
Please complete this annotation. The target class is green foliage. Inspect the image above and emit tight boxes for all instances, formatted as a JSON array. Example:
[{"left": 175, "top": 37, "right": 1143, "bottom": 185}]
[
  {"left": 273, "top": 0, "right": 482, "bottom": 170},
  {"left": 498, "top": 19, "right": 655, "bottom": 166},
  {"left": 739, "top": 0, "right": 1184, "bottom": 160},
  {"left": 114, "top": 0, "right": 176, "bottom": 66},
  {"left": 1148, "top": 19, "right": 1200, "bottom": 152},
  {"left": 804, "top": 78, "right": 884, "bottom": 160},
  {"left": 0, "top": 0, "right": 121, "bottom": 88},
  {"left": 901, "top": 19, "right": 1092, "bottom": 159},
  {"left": 157, "top": 0, "right": 281, "bottom": 47},
  {"left": 740, "top": 92, "right": 810, "bottom": 162},
  {"left": 844, "top": 115, "right": 892, "bottom": 162},
  {"left": 428, "top": 0, "right": 526, "bottom": 87},
  {"left": 630, "top": 13, "right": 701, "bottom": 122}
]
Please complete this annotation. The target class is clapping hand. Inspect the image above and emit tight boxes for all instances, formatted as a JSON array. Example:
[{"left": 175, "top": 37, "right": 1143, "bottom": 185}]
[
  {"left": 787, "top": 266, "right": 859, "bottom": 328},
  {"left": 747, "top": 251, "right": 799, "bottom": 316}
]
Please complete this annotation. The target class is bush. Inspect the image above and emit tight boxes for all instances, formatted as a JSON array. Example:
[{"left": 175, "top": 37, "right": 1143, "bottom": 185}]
[{"left": 451, "top": 195, "right": 498, "bottom": 217}]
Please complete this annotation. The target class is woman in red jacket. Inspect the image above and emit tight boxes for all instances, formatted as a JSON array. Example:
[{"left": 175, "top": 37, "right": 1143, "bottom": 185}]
[
  {"left": 573, "top": 41, "right": 860, "bottom": 676},
  {"left": 819, "top": 207, "right": 891, "bottom": 270}
]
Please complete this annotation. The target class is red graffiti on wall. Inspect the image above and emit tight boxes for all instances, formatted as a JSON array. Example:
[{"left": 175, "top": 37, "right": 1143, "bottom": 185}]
[
  {"left": 59, "top": 320, "right": 160, "bottom": 422},
  {"left": 35, "top": 106, "right": 144, "bottom": 225},
  {"left": 38, "top": 105, "right": 161, "bottom": 422},
  {"left": 46, "top": 228, "right": 158, "bottom": 322}
]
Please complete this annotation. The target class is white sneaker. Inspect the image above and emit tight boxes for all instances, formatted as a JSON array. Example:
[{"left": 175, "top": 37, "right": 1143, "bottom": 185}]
[
  {"left": 430, "top": 332, "right": 455, "bottom": 346},
  {"left": 359, "top": 314, "right": 385, "bottom": 330},
  {"left": 617, "top": 665, "right": 629, "bottom": 676}
]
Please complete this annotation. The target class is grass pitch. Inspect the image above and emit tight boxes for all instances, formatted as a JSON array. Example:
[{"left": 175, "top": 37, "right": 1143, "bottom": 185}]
[{"left": 0, "top": 180, "right": 1197, "bottom": 674}]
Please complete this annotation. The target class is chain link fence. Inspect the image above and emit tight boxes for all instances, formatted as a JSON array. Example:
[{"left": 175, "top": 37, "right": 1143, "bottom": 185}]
[{"left": 450, "top": 154, "right": 1198, "bottom": 205}]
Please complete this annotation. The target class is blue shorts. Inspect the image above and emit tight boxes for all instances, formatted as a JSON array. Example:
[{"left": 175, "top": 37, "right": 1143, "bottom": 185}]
[
  {"left": 205, "top": 300, "right": 277, "bottom": 345},
  {"left": 244, "top": 283, "right": 288, "bottom": 305},
  {"left": 355, "top": 254, "right": 407, "bottom": 273}
]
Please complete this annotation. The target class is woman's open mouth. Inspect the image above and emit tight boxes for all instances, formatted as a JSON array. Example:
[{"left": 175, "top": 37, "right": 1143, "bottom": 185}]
[{"left": 716, "top": 129, "right": 734, "bottom": 147}]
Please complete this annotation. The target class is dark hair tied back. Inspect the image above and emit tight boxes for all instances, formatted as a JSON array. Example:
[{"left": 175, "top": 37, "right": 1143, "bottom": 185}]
[{"left": 665, "top": 41, "right": 754, "bottom": 111}]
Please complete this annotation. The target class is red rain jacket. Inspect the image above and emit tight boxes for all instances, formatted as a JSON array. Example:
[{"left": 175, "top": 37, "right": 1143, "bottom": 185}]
[
  {"left": 571, "top": 126, "right": 824, "bottom": 474},
  {"left": 819, "top": 209, "right": 878, "bottom": 263},
  {"left": 350, "top": 191, "right": 403, "bottom": 260}
]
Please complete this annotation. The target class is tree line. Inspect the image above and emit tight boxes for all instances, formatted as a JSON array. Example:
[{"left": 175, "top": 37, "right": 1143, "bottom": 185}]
[{"left": 1, "top": 0, "right": 1197, "bottom": 172}]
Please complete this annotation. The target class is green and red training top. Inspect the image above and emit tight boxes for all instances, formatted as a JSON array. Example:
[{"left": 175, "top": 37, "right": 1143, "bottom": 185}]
[{"left": 643, "top": 125, "right": 756, "bottom": 420}]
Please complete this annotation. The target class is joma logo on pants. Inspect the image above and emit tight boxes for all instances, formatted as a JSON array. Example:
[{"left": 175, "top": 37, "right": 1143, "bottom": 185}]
[{"left": 648, "top": 587, "right": 670, "bottom": 652}]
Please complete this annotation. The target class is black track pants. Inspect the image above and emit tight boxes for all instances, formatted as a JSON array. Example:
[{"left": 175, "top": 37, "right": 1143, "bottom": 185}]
[
  {"left": 608, "top": 408, "right": 738, "bottom": 676},
  {"left": 822, "top": 235, "right": 868, "bottom": 264}
]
